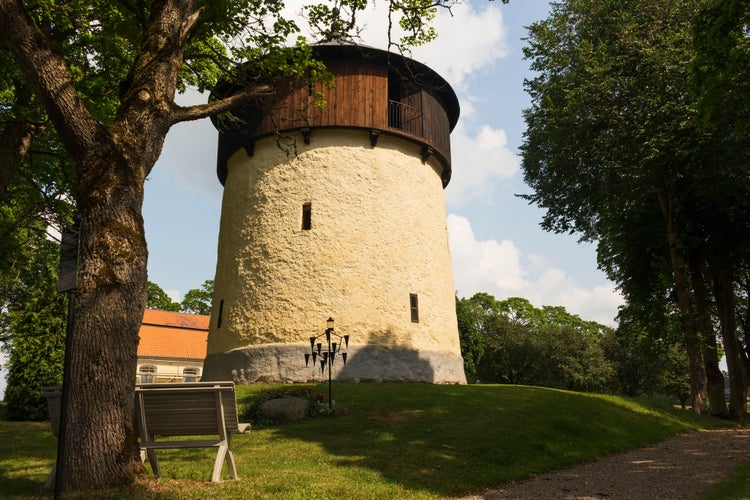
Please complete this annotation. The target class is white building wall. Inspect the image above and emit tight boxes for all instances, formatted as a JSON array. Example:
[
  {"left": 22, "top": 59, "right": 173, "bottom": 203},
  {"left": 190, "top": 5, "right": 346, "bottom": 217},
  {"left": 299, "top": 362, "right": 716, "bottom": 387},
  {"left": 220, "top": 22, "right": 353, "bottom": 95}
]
[{"left": 136, "top": 358, "right": 203, "bottom": 383}]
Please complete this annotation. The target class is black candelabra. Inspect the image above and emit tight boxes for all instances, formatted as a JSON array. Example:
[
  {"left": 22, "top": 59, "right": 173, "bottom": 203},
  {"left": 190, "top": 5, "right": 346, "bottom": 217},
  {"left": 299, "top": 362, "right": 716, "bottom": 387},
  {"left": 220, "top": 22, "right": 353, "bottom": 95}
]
[{"left": 304, "top": 317, "right": 349, "bottom": 411}]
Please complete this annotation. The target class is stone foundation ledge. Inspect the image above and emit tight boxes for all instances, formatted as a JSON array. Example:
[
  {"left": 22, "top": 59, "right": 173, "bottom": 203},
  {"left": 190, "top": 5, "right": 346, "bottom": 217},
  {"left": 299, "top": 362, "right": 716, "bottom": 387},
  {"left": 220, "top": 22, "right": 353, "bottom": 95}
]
[{"left": 201, "top": 343, "right": 467, "bottom": 384}]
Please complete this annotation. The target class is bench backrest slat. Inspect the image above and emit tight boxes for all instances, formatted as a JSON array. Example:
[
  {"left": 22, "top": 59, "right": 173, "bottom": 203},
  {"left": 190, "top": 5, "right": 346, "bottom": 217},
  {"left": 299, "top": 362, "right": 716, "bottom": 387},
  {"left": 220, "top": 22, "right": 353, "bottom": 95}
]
[{"left": 135, "top": 382, "right": 242, "bottom": 437}]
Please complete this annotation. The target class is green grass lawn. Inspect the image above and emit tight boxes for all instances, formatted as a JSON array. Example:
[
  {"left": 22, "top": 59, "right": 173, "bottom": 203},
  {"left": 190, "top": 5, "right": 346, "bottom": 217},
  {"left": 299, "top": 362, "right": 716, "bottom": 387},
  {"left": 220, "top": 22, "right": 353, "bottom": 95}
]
[{"left": 0, "top": 383, "right": 742, "bottom": 499}]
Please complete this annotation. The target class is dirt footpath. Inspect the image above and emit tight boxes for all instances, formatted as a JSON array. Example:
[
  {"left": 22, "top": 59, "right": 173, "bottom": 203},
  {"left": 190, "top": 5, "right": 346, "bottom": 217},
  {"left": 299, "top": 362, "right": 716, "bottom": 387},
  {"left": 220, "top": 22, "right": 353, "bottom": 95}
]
[{"left": 458, "top": 428, "right": 750, "bottom": 500}]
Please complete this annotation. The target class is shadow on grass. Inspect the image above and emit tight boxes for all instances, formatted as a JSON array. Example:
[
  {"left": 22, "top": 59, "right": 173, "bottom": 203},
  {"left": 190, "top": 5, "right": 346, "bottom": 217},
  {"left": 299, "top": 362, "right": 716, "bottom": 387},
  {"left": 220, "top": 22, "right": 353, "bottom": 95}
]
[
  {"left": 0, "top": 420, "right": 57, "bottom": 497},
  {"left": 0, "top": 474, "right": 53, "bottom": 499},
  {"left": 267, "top": 383, "right": 720, "bottom": 497}
]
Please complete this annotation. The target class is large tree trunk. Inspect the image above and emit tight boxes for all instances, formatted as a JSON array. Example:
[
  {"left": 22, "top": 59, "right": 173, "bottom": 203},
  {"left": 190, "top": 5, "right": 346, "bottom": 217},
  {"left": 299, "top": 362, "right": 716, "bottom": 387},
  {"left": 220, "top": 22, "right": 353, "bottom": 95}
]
[
  {"left": 659, "top": 189, "right": 707, "bottom": 413},
  {"left": 712, "top": 269, "right": 748, "bottom": 422},
  {"left": 688, "top": 253, "right": 728, "bottom": 417},
  {"left": 59, "top": 143, "right": 150, "bottom": 489}
]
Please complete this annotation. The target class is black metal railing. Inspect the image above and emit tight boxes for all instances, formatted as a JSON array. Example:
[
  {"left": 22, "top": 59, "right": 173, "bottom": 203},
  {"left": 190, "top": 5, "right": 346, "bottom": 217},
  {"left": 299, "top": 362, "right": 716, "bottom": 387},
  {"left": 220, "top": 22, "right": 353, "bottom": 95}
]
[{"left": 388, "top": 100, "right": 423, "bottom": 137}]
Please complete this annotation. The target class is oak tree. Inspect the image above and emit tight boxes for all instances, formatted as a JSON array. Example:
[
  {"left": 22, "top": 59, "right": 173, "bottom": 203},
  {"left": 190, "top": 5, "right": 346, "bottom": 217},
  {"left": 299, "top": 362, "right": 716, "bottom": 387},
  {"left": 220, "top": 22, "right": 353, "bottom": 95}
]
[{"left": 0, "top": 0, "right": 477, "bottom": 489}]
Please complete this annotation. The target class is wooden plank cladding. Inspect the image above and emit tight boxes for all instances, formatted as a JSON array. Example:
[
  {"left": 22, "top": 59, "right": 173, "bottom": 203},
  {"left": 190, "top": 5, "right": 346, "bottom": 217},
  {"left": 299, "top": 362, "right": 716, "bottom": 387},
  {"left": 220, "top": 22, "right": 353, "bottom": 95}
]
[
  {"left": 212, "top": 42, "right": 460, "bottom": 187},
  {"left": 254, "top": 58, "right": 389, "bottom": 133}
]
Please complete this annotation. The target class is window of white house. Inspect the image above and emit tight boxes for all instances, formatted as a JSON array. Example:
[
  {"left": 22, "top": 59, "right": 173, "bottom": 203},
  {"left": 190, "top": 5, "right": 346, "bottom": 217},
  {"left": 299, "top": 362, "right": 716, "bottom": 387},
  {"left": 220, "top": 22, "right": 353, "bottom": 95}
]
[
  {"left": 139, "top": 365, "right": 156, "bottom": 383},
  {"left": 183, "top": 368, "right": 199, "bottom": 383}
]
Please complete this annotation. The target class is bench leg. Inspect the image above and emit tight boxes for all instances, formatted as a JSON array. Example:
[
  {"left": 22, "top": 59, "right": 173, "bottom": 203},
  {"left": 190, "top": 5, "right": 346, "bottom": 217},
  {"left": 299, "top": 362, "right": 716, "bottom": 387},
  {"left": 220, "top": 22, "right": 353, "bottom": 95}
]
[
  {"left": 44, "top": 464, "right": 56, "bottom": 489},
  {"left": 225, "top": 433, "right": 239, "bottom": 480},
  {"left": 212, "top": 443, "right": 239, "bottom": 482},
  {"left": 212, "top": 444, "right": 228, "bottom": 482},
  {"left": 225, "top": 449, "right": 238, "bottom": 480},
  {"left": 140, "top": 447, "right": 161, "bottom": 477}
]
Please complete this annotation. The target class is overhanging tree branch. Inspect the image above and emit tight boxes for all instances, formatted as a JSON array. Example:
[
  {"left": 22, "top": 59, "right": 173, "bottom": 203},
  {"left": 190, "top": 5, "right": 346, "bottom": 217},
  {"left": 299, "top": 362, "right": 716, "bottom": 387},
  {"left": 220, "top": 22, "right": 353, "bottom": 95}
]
[
  {"left": 0, "top": 0, "right": 100, "bottom": 164},
  {"left": 167, "top": 84, "right": 273, "bottom": 125}
]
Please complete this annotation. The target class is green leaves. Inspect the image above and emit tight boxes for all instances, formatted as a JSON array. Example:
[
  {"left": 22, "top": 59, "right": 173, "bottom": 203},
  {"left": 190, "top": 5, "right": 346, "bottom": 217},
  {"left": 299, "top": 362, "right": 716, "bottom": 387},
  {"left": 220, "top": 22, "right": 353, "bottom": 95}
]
[
  {"left": 146, "top": 281, "right": 181, "bottom": 312},
  {"left": 180, "top": 279, "right": 214, "bottom": 315},
  {"left": 521, "top": 0, "right": 750, "bottom": 413},
  {"left": 457, "top": 293, "right": 614, "bottom": 392},
  {"left": 1, "top": 232, "right": 67, "bottom": 420}
]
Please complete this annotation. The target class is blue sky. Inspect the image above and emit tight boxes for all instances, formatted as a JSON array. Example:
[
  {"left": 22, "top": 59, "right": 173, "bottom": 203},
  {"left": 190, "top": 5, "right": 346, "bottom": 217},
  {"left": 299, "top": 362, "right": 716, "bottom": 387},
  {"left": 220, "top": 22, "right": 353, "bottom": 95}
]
[
  {"left": 0, "top": 1, "right": 625, "bottom": 398},
  {"left": 144, "top": 0, "right": 624, "bottom": 326}
]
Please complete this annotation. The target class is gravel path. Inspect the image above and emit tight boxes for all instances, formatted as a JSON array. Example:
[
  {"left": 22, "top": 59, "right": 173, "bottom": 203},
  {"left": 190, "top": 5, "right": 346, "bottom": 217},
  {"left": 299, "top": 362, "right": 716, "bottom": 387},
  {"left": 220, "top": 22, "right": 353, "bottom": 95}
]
[{"left": 457, "top": 428, "right": 750, "bottom": 499}]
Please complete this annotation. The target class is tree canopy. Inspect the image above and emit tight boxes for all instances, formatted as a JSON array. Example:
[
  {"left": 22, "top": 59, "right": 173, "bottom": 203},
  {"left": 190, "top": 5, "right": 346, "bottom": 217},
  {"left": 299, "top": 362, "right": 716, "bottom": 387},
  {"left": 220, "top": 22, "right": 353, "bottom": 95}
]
[
  {"left": 180, "top": 280, "right": 214, "bottom": 315},
  {"left": 521, "top": 0, "right": 749, "bottom": 419},
  {"left": 0, "top": 219, "right": 66, "bottom": 420},
  {"left": 146, "top": 282, "right": 181, "bottom": 312},
  {"left": 456, "top": 292, "right": 691, "bottom": 402},
  {"left": 457, "top": 294, "right": 615, "bottom": 392}
]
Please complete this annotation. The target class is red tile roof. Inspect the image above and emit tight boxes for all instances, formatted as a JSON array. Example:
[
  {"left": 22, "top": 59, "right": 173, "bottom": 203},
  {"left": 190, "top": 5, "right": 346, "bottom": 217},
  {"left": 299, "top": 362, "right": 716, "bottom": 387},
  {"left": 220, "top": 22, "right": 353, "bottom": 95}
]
[{"left": 137, "top": 309, "right": 209, "bottom": 360}]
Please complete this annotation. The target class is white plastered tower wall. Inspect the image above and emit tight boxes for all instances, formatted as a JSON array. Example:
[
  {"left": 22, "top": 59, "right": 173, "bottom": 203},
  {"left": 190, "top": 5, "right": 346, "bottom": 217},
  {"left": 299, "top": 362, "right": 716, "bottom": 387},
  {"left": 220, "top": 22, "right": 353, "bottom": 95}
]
[
  {"left": 202, "top": 129, "right": 466, "bottom": 383},
  {"left": 201, "top": 41, "right": 467, "bottom": 384}
]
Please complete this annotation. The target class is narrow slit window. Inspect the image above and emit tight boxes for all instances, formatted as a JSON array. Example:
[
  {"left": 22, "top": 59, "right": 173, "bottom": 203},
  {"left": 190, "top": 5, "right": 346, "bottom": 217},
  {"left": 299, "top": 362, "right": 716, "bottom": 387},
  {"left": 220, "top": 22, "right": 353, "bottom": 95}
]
[
  {"left": 217, "top": 299, "right": 224, "bottom": 329},
  {"left": 410, "top": 293, "right": 419, "bottom": 323},
  {"left": 302, "top": 203, "right": 312, "bottom": 230}
]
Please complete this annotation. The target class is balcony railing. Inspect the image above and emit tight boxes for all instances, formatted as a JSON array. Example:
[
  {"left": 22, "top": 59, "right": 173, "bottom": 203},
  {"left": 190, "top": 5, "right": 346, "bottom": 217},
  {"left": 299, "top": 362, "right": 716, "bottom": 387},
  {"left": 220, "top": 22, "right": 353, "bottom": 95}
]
[{"left": 388, "top": 100, "right": 423, "bottom": 137}]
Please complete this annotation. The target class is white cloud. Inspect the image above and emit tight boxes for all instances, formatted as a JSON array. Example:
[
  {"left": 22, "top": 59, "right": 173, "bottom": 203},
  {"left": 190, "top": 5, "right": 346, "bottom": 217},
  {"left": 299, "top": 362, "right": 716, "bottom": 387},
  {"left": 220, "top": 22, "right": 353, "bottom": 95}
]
[
  {"left": 409, "top": 3, "right": 509, "bottom": 91},
  {"left": 166, "top": 289, "right": 183, "bottom": 303},
  {"left": 286, "top": 0, "right": 508, "bottom": 92},
  {"left": 152, "top": 90, "right": 223, "bottom": 201},
  {"left": 445, "top": 122, "right": 519, "bottom": 207},
  {"left": 448, "top": 214, "right": 624, "bottom": 325}
]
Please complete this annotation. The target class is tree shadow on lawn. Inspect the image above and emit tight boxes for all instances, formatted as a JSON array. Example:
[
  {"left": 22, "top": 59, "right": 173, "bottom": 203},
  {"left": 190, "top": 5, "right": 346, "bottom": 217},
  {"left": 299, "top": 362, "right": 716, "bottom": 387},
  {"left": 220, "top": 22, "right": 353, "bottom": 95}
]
[
  {"left": 269, "top": 384, "right": 706, "bottom": 498},
  {"left": 267, "top": 384, "right": 536, "bottom": 497},
  {"left": 0, "top": 421, "right": 58, "bottom": 497}
]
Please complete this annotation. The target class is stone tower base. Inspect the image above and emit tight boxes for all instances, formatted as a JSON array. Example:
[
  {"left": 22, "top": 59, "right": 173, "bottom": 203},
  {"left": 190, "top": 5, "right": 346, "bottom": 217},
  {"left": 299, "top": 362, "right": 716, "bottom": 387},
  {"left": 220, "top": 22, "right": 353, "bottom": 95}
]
[{"left": 201, "top": 343, "right": 467, "bottom": 384}]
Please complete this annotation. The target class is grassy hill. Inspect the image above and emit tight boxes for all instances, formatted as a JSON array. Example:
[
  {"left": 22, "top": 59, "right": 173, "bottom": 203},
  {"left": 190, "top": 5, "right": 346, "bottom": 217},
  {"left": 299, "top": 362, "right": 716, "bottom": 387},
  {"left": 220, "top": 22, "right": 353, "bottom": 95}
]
[{"left": 0, "top": 383, "right": 734, "bottom": 498}]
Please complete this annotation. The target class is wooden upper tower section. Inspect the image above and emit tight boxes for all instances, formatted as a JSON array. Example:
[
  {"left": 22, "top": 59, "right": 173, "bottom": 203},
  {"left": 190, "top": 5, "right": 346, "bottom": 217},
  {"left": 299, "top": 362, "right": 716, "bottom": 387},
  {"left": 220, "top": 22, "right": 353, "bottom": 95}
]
[{"left": 212, "top": 41, "right": 460, "bottom": 187}]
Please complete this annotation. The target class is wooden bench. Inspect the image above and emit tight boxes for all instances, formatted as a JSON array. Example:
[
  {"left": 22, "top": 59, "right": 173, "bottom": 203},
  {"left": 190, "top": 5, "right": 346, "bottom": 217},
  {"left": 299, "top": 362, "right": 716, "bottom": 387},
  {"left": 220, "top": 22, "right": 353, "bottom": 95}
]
[{"left": 135, "top": 381, "right": 251, "bottom": 482}]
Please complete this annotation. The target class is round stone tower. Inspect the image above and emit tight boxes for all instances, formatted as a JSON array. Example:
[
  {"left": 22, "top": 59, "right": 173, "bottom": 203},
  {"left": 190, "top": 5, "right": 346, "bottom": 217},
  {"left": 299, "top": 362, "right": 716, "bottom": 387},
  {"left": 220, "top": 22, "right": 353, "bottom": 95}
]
[{"left": 202, "top": 42, "right": 466, "bottom": 384}]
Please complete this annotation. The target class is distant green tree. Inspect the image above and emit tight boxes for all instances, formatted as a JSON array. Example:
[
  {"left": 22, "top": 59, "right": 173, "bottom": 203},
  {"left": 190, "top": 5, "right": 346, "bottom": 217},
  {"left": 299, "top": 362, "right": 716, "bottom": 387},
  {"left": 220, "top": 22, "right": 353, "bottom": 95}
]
[
  {"left": 476, "top": 310, "right": 539, "bottom": 386},
  {"left": 181, "top": 280, "right": 214, "bottom": 316},
  {"left": 146, "top": 282, "right": 180, "bottom": 312},
  {"left": 0, "top": 221, "right": 66, "bottom": 419},
  {"left": 659, "top": 343, "right": 691, "bottom": 409},
  {"left": 457, "top": 293, "right": 614, "bottom": 392},
  {"left": 601, "top": 326, "right": 662, "bottom": 398},
  {"left": 455, "top": 295, "right": 483, "bottom": 383}
]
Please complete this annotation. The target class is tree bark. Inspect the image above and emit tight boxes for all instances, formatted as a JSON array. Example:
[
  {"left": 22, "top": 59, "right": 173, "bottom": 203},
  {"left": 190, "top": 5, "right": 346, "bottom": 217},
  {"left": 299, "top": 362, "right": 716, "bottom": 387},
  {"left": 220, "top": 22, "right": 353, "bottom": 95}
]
[
  {"left": 712, "top": 268, "right": 748, "bottom": 421},
  {"left": 688, "top": 253, "right": 728, "bottom": 417},
  {"left": 62, "top": 147, "right": 149, "bottom": 488},
  {"left": 0, "top": 82, "right": 39, "bottom": 202},
  {"left": 55, "top": 0, "right": 202, "bottom": 485},
  {"left": 659, "top": 189, "right": 707, "bottom": 413}
]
